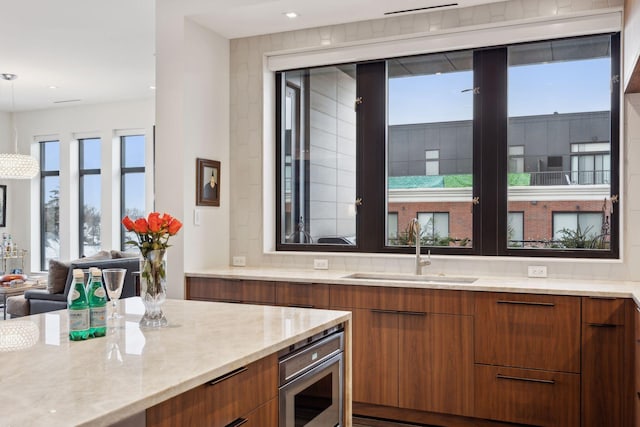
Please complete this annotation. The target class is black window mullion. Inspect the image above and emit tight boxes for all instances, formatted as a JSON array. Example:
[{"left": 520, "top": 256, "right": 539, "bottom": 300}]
[
  {"left": 474, "top": 47, "right": 508, "bottom": 256},
  {"left": 357, "top": 61, "right": 387, "bottom": 252}
]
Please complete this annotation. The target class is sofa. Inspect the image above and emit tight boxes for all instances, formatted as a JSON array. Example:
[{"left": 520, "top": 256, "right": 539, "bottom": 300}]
[{"left": 7, "top": 250, "right": 141, "bottom": 317}]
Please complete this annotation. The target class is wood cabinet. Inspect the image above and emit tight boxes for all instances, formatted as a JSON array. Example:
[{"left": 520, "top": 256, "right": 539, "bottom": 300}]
[
  {"left": 185, "top": 277, "right": 275, "bottom": 305},
  {"left": 146, "top": 353, "right": 278, "bottom": 427},
  {"left": 581, "top": 297, "right": 632, "bottom": 427},
  {"left": 275, "top": 281, "right": 329, "bottom": 308},
  {"left": 331, "top": 285, "right": 474, "bottom": 417},
  {"left": 475, "top": 292, "right": 581, "bottom": 373},
  {"left": 474, "top": 292, "right": 581, "bottom": 426}
]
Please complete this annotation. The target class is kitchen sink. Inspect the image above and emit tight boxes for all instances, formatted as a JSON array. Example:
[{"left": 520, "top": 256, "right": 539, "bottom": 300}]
[{"left": 343, "top": 272, "right": 477, "bottom": 284}]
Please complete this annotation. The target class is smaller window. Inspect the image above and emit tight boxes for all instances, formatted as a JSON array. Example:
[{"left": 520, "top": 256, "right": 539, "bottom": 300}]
[
  {"left": 79, "top": 138, "right": 102, "bottom": 257},
  {"left": 121, "top": 134, "right": 146, "bottom": 251},
  {"left": 508, "top": 211, "right": 524, "bottom": 248},
  {"left": 552, "top": 212, "right": 607, "bottom": 249},
  {"left": 570, "top": 142, "right": 610, "bottom": 185},
  {"left": 417, "top": 212, "right": 449, "bottom": 246},
  {"left": 425, "top": 150, "right": 439, "bottom": 176},
  {"left": 508, "top": 145, "right": 524, "bottom": 173},
  {"left": 388, "top": 212, "right": 398, "bottom": 244}
]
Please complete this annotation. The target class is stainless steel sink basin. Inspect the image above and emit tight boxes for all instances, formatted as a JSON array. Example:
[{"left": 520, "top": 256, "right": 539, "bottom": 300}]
[{"left": 343, "top": 272, "right": 477, "bottom": 284}]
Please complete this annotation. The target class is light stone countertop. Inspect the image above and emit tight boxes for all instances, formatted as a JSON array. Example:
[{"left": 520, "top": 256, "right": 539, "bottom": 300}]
[
  {"left": 186, "top": 267, "right": 640, "bottom": 306},
  {"left": 0, "top": 297, "right": 351, "bottom": 427}
]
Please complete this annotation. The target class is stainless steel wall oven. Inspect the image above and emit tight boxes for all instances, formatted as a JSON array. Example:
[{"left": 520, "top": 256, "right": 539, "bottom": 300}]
[{"left": 278, "top": 325, "right": 344, "bottom": 427}]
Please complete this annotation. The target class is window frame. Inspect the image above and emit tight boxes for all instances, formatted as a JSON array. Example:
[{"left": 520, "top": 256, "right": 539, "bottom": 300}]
[
  {"left": 120, "top": 134, "right": 146, "bottom": 251},
  {"left": 78, "top": 137, "right": 102, "bottom": 257},
  {"left": 275, "top": 32, "right": 620, "bottom": 259},
  {"left": 40, "top": 140, "right": 61, "bottom": 271}
]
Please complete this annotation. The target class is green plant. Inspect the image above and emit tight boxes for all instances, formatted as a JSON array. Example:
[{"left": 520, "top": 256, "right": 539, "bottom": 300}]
[{"left": 556, "top": 224, "right": 607, "bottom": 249}]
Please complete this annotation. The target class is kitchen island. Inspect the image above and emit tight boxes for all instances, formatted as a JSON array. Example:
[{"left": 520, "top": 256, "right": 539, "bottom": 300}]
[{"left": 0, "top": 297, "right": 351, "bottom": 427}]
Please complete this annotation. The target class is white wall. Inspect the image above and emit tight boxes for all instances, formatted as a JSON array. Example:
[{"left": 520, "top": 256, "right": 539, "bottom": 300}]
[
  {"left": 156, "top": 2, "right": 230, "bottom": 298},
  {"left": 624, "top": 0, "right": 640, "bottom": 90},
  {"left": 6, "top": 99, "right": 154, "bottom": 273},
  {"left": 227, "top": 0, "right": 640, "bottom": 281}
]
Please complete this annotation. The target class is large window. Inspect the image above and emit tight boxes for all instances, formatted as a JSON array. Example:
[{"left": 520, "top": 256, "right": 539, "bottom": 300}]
[
  {"left": 40, "top": 140, "right": 60, "bottom": 270},
  {"left": 79, "top": 138, "right": 101, "bottom": 257},
  {"left": 120, "top": 134, "right": 146, "bottom": 251},
  {"left": 276, "top": 33, "right": 620, "bottom": 258}
]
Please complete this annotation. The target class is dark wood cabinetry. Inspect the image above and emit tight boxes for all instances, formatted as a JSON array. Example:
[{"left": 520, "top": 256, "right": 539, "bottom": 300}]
[
  {"left": 331, "top": 285, "right": 474, "bottom": 417},
  {"left": 581, "top": 297, "right": 633, "bottom": 427},
  {"left": 146, "top": 353, "right": 278, "bottom": 427},
  {"left": 474, "top": 292, "right": 581, "bottom": 426},
  {"left": 186, "top": 277, "right": 275, "bottom": 304},
  {"left": 184, "top": 275, "right": 637, "bottom": 426}
]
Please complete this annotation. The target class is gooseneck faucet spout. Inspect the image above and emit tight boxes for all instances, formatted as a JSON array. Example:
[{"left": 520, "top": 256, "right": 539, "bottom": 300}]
[{"left": 409, "top": 218, "right": 431, "bottom": 275}]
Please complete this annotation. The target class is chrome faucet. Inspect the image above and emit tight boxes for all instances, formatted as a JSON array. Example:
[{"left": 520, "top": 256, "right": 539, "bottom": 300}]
[{"left": 409, "top": 218, "right": 431, "bottom": 275}]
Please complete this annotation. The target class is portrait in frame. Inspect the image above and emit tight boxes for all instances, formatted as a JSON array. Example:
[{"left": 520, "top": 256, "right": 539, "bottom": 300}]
[{"left": 196, "top": 158, "right": 220, "bottom": 207}]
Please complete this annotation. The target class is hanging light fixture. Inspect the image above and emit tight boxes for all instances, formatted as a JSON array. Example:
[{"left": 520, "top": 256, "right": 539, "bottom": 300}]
[{"left": 0, "top": 73, "right": 39, "bottom": 179}]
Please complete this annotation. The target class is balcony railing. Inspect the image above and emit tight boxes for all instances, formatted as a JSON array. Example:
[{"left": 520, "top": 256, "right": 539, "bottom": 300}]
[{"left": 526, "top": 169, "right": 610, "bottom": 186}]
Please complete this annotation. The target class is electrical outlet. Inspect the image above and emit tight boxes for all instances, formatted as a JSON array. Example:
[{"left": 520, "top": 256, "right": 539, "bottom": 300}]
[
  {"left": 527, "top": 265, "right": 547, "bottom": 278},
  {"left": 313, "top": 259, "right": 329, "bottom": 270},
  {"left": 232, "top": 256, "right": 246, "bottom": 267}
]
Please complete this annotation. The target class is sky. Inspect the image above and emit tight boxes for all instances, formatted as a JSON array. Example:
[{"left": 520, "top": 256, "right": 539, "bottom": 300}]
[{"left": 388, "top": 58, "right": 611, "bottom": 125}]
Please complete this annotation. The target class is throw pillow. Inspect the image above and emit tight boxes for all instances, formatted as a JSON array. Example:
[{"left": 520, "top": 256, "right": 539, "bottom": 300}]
[
  {"left": 47, "top": 259, "right": 70, "bottom": 294},
  {"left": 81, "top": 250, "right": 111, "bottom": 261}
]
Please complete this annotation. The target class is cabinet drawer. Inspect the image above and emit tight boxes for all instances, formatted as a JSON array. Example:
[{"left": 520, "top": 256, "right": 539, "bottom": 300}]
[
  {"left": 330, "top": 285, "right": 430, "bottom": 311},
  {"left": 583, "top": 297, "right": 625, "bottom": 325},
  {"left": 475, "top": 292, "right": 580, "bottom": 372},
  {"left": 186, "top": 278, "right": 275, "bottom": 305},
  {"left": 146, "top": 354, "right": 278, "bottom": 427},
  {"left": 276, "top": 282, "right": 329, "bottom": 308},
  {"left": 474, "top": 365, "right": 579, "bottom": 427},
  {"left": 230, "top": 397, "right": 278, "bottom": 427}
]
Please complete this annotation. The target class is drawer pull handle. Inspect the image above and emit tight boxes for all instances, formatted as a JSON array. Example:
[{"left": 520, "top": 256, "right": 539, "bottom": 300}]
[
  {"left": 588, "top": 323, "right": 618, "bottom": 328},
  {"left": 496, "top": 374, "right": 555, "bottom": 385},
  {"left": 371, "top": 309, "right": 398, "bottom": 315},
  {"left": 288, "top": 304, "right": 314, "bottom": 308},
  {"left": 208, "top": 366, "right": 248, "bottom": 386},
  {"left": 398, "top": 311, "right": 427, "bottom": 316},
  {"left": 226, "top": 418, "right": 248, "bottom": 427},
  {"left": 219, "top": 299, "right": 242, "bottom": 304},
  {"left": 496, "top": 300, "right": 555, "bottom": 307}
]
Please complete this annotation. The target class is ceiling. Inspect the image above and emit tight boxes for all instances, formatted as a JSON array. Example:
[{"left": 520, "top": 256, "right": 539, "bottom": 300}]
[{"left": 0, "top": 0, "right": 501, "bottom": 113}]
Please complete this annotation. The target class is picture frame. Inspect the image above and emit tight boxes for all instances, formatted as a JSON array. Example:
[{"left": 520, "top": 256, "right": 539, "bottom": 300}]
[
  {"left": 196, "top": 158, "right": 220, "bottom": 207},
  {"left": 0, "top": 185, "right": 5, "bottom": 227}
]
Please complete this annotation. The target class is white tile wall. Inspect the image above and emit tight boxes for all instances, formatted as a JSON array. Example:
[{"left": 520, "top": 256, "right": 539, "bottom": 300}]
[{"left": 230, "top": 0, "right": 636, "bottom": 280}]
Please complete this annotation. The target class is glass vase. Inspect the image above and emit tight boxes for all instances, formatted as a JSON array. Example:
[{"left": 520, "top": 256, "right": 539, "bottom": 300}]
[{"left": 139, "top": 249, "right": 168, "bottom": 328}]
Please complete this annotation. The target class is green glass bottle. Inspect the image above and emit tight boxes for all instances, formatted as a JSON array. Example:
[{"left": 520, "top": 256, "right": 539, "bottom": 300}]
[
  {"left": 87, "top": 268, "right": 107, "bottom": 337},
  {"left": 68, "top": 268, "right": 90, "bottom": 341}
]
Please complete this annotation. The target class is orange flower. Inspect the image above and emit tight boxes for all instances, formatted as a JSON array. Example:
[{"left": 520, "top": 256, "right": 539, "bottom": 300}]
[
  {"left": 160, "top": 213, "right": 173, "bottom": 227},
  {"left": 134, "top": 218, "right": 149, "bottom": 233},
  {"left": 148, "top": 212, "right": 162, "bottom": 233},
  {"left": 122, "top": 216, "right": 135, "bottom": 231},
  {"left": 168, "top": 218, "right": 183, "bottom": 235}
]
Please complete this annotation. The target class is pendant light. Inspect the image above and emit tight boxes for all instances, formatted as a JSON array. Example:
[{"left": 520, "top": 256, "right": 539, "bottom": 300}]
[{"left": 0, "top": 73, "right": 39, "bottom": 179}]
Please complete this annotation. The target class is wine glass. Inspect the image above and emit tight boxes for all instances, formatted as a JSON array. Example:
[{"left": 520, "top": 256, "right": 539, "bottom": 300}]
[{"left": 103, "top": 268, "right": 127, "bottom": 319}]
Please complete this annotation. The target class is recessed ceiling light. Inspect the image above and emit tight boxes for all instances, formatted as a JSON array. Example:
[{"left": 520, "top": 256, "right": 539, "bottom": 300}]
[
  {"left": 284, "top": 12, "right": 298, "bottom": 19},
  {"left": 48, "top": 85, "right": 58, "bottom": 89},
  {"left": 149, "top": 85, "right": 156, "bottom": 90}
]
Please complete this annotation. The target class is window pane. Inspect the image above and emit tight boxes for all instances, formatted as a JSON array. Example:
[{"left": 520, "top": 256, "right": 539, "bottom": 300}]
[
  {"left": 122, "top": 172, "right": 146, "bottom": 251},
  {"left": 123, "top": 135, "right": 145, "bottom": 168},
  {"left": 508, "top": 212, "right": 524, "bottom": 247},
  {"left": 553, "top": 212, "right": 604, "bottom": 248},
  {"left": 81, "top": 174, "right": 101, "bottom": 256},
  {"left": 81, "top": 138, "right": 101, "bottom": 169},
  {"left": 42, "top": 141, "right": 60, "bottom": 171},
  {"left": 280, "top": 65, "right": 357, "bottom": 245},
  {"left": 507, "top": 35, "right": 612, "bottom": 251},
  {"left": 43, "top": 176, "right": 60, "bottom": 267},
  {"left": 387, "top": 50, "right": 474, "bottom": 248},
  {"left": 388, "top": 212, "right": 398, "bottom": 242}
]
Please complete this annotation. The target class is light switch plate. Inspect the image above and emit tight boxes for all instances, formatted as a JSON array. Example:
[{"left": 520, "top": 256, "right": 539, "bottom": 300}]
[
  {"left": 193, "top": 209, "right": 201, "bottom": 226},
  {"left": 313, "top": 259, "right": 329, "bottom": 270},
  {"left": 232, "top": 256, "right": 246, "bottom": 267},
  {"left": 527, "top": 265, "right": 547, "bottom": 278}
]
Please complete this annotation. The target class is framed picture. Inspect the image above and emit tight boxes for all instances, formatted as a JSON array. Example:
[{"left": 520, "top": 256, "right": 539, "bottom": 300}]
[
  {"left": 196, "top": 158, "right": 220, "bottom": 206},
  {"left": 0, "top": 185, "right": 5, "bottom": 227}
]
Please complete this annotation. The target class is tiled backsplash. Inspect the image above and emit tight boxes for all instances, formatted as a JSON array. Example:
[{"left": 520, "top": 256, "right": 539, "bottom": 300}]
[{"left": 229, "top": 0, "right": 640, "bottom": 281}]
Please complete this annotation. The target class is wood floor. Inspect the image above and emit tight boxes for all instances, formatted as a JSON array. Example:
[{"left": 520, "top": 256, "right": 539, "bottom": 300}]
[{"left": 353, "top": 416, "right": 433, "bottom": 427}]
